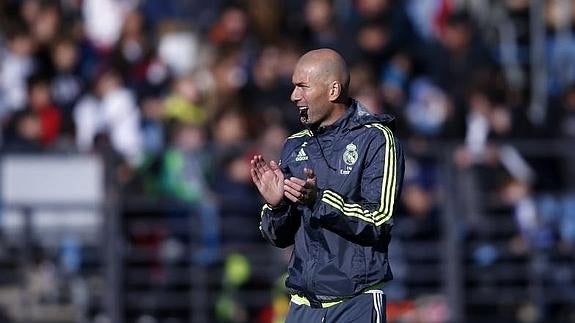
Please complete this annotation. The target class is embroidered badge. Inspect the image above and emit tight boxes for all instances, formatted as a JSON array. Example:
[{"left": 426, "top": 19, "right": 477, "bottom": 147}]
[{"left": 342, "top": 143, "right": 358, "bottom": 166}]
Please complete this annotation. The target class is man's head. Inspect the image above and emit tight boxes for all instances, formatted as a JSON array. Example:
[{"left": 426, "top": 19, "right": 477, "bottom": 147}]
[{"left": 290, "top": 48, "right": 350, "bottom": 127}]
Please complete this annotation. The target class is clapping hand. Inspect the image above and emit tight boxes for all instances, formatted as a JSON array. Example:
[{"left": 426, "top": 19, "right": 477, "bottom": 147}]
[
  {"left": 250, "top": 155, "right": 284, "bottom": 207},
  {"left": 283, "top": 168, "right": 318, "bottom": 207}
]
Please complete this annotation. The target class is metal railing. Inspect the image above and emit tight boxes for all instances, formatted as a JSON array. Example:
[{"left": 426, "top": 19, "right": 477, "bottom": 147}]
[{"left": 1, "top": 139, "right": 573, "bottom": 323}]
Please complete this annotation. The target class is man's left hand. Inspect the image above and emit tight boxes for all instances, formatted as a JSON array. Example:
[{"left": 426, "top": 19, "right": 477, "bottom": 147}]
[{"left": 283, "top": 168, "right": 318, "bottom": 206}]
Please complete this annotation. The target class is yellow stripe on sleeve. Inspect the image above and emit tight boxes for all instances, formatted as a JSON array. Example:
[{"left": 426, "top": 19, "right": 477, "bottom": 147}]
[{"left": 319, "top": 124, "right": 397, "bottom": 226}]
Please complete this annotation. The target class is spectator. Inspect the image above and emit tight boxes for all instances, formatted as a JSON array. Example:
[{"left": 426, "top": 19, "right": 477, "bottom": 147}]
[
  {"left": 163, "top": 74, "right": 207, "bottom": 125},
  {"left": 424, "top": 12, "right": 494, "bottom": 105},
  {"left": 0, "top": 28, "right": 36, "bottom": 114},
  {"left": 27, "top": 74, "right": 62, "bottom": 147},
  {"left": 3, "top": 109, "right": 42, "bottom": 152},
  {"left": 396, "top": 181, "right": 441, "bottom": 240},
  {"left": 73, "top": 69, "right": 142, "bottom": 165},
  {"left": 209, "top": 3, "right": 250, "bottom": 48},
  {"left": 301, "top": 0, "right": 356, "bottom": 58},
  {"left": 82, "top": 0, "right": 137, "bottom": 50},
  {"left": 160, "top": 122, "right": 220, "bottom": 265},
  {"left": 140, "top": 95, "right": 167, "bottom": 157},
  {"left": 50, "top": 37, "right": 84, "bottom": 114},
  {"left": 213, "top": 147, "right": 262, "bottom": 245},
  {"left": 110, "top": 10, "right": 154, "bottom": 91}
]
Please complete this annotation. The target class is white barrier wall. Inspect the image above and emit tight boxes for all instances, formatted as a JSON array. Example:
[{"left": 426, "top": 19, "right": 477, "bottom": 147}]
[{"left": 0, "top": 155, "right": 105, "bottom": 245}]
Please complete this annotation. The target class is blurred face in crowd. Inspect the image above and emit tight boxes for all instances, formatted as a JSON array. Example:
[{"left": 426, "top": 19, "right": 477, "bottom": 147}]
[
  {"left": 17, "top": 113, "right": 41, "bottom": 141},
  {"left": 227, "top": 154, "right": 251, "bottom": 183},
  {"left": 52, "top": 40, "right": 78, "bottom": 72},
  {"left": 305, "top": 0, "right": 333, "bottom": 32},
  {"left": 174, "top": 75, "right": 199, "bottom": 102},
  {"left": 259, "top": 123, "right": 289, "bottom": 161},
  {"left": 29, "top": 81, "right": 52, "bottom": 109},
  {"left": 357, "top": 22, "right": 389, "bottom": 54},
  {"left": 221, "top": 7, "right": 248, "bottom": 43},
  {"left": 175, "top": 124, "right": 205, "bottom": 152},
  {"left": 506, "top": 0, "right": 529, "bottom": 10},
  {"left": 95, "top": 71, "right": 121, "bottom": 96},
  {"left": 402, "top": 183, "right": 434, "bottom": 218},
  {"left": 213, "top": 111, "right": 247, "bottom": 146},
  {"left": 141, "top": 97, "right": 165, "bottom": 121},
  {"left": 33, "top": 5, "right": 60, "bottom": 44},
  {"left": 122, "top": 10, "right": 145, "bottom": 38},
  {"left": 564, "top": 87, "right": 575, "bottom": 110},
  {"left": 8, "top": 33, "right": 35, "bottom": 56},
  {"left": 355, "top": 0, "right": 390, "bottom": 19},
  {"left": 252, "top": 46, "right": 281, "bottom": 88},
  {"left": 442, "top": 22, "right": 471, "bottom": 53},
  {"left": 278, "top": 45, "right": 300, "bottom": 79},
  {"left": 20, "top": 0, "right": 41, "bottom": 25},
  {"left": 212, "top": 49, "right": 246, "bottom": 94}
]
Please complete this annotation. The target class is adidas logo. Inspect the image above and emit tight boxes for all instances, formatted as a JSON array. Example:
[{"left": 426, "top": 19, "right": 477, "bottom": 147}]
[{"left": 295, "top": 148, "right": 308, "bottom": 161}]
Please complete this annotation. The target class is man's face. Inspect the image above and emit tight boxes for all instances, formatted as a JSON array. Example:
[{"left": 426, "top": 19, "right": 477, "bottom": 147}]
[{"left": 290, "top": 62, "right": 330, "bottom": 126}]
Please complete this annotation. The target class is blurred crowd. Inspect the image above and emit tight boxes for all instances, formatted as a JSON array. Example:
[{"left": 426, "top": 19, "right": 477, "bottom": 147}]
[{"left": 1, "top": 0, "right": 575, "bottom": 322}]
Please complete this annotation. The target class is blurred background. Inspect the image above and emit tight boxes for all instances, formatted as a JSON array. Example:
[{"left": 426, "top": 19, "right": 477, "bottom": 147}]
[{"left": 0, "top": 0, "right": 574, "bottom": 322}]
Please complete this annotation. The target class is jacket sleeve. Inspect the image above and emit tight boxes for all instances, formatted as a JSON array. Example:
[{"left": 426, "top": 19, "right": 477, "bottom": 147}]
[
  {"left": 259, "top": 203, "right": 300, "bottom": 248},
  {"left": 313, "top": 125, "right": 404, "bottom": 245},
  {"left": 258, "top": 139, "right": 301, "bottom": 248}
]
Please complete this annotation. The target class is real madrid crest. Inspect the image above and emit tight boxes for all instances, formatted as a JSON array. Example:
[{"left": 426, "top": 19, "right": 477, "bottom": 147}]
[{"left": 343, "top": 143, "right": 358, "bottom": 166}]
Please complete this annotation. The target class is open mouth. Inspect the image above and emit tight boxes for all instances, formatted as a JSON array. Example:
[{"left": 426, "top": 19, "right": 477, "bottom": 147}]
[{"left": 298, "top": 106, "right": 309, "bottom": 123}]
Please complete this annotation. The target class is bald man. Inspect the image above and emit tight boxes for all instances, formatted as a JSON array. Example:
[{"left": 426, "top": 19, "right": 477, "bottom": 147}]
[{"left": 251, "top": 48, "right": 404, "bottom": 323}]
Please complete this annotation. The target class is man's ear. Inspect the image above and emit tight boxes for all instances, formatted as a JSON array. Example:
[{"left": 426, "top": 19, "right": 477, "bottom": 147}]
[{"left": 329, "top": 81, "right": 341, "bottom": 102}]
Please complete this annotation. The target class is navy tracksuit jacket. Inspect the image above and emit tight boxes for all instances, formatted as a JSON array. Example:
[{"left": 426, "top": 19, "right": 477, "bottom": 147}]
[{"left": 259, "top": 100, "right": 405, "bottom": 307}]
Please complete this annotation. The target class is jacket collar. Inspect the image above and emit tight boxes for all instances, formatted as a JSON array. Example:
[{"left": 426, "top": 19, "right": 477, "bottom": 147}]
[{"left": 313, "top": 99, "right": 396, "bottom": 134}]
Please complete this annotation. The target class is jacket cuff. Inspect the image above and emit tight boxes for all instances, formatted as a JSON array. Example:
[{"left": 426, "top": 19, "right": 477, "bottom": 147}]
[{"left": 266, "top": 199, "right": 289, "bottom": 213}]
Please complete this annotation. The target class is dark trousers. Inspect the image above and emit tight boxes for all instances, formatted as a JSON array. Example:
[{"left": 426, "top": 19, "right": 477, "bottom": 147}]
[{"left": 286, "top": 292, "right": 386, "bottom": 323}]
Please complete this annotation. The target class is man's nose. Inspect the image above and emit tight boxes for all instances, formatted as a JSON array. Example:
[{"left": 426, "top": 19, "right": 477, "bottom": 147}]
[{"left": 291, "top": 88, "right": 300, "bottom": 102}]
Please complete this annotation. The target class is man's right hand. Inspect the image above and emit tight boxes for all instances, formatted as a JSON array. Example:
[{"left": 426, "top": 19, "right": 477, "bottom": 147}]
[{"left": 250, "top": 155, "right": 284, "bottom": 207}]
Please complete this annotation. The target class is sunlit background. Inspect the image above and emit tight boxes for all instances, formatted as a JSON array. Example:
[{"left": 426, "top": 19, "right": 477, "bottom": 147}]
[{"left": 0, "top": 0, "right": 574, "bottom": 322}]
